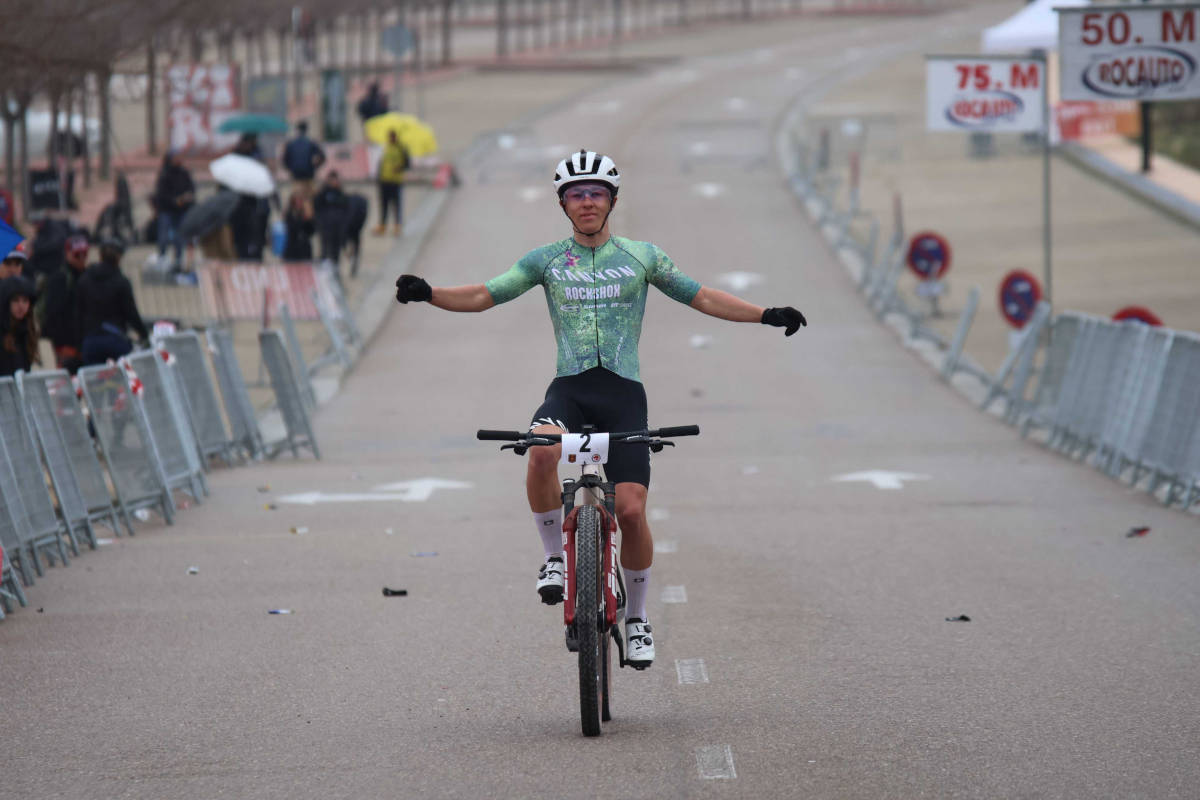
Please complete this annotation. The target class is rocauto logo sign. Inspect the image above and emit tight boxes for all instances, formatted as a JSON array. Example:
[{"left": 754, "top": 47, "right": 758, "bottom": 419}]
[
  {"left": 1059, "top": 7, "right": 1200, "bottom": 101},
  {"left": 926, "top": 57, "right": 1045, "bottom": 133}
]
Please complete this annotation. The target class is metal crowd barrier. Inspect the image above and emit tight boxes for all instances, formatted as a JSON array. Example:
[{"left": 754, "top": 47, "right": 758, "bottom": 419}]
[
  {"left": 1010, "top": 314, "right": 1200, "bottom": 508},
  {"left": 1, "top": 545, "right": 27, "bottom": 616},
  {"left": 155, "top": 332, "right": 236, "bottom": 466},
  {"left": 125, "top": 352, "right": 208, "bottom": 503},
  {"left": 15, "top": 372, "right": 99, "bottom": 551},
  {"left": 259, "top": 330, "right": 322, "bottom": 460},
  {"left": 78, "top": 363, "right": 176, "bottom": 525},
  {"left": 18, "top": 371, "right": 133, "bottom": 538},
  {"left": 278, "top": 304, "right": 318, "bottom": 410},
  {"left": 0, "top": 378, "right": 73, "bottom": 576},
  {"left": 784, "top": 126, "right": 1198, "bottom": 512},
  {"left": 207, "top": 327, "right": 266, "bottom": 460}
]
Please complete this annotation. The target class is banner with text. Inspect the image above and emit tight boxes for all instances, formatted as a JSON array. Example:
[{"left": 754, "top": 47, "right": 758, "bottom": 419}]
[
  {"left": 1059, "top": 6, "right": 1200, "bottom": 102},
  {"left": 926, "top": 56, "right": 1045, "bottom": 133},
  {"left": 197, "top": 262, "right": 338, "bottom": 322}
]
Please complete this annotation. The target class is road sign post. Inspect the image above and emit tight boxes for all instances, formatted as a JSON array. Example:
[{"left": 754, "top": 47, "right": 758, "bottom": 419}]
[{"left": 926, "top": 54, "right": 1052, "bottom": 308}]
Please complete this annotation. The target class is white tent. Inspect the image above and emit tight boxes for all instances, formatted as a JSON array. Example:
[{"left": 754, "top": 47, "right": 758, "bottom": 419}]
[{"left": 981, "top": 0, "right": 1090, "bottom": 53}]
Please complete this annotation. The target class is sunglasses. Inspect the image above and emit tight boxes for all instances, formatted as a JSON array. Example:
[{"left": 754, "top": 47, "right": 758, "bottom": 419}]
[{"left": 562, "top": 186, "right": 611, "bottom": 203}]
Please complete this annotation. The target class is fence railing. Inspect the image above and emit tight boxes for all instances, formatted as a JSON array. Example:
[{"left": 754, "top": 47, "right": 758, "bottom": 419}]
[{"left": 783, "top": 125, "right": 1200, "bottom": 512}]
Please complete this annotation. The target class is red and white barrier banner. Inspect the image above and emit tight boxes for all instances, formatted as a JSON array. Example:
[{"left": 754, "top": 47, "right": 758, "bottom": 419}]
[
  {"left": 197, "top": 262, "right": 338, "bottom": 322},
  {"left": 926, "top": 56, "right": 1046, "bottom": 133},
  {"left": 1059, "top": 6, "right": 1200, "bottom": 102},
  {"left": 166, "top": 63, "right": 242, "bottom": 154},
  {"left": 1055, "top": 101, "right": 1141, "bottom": 140}
]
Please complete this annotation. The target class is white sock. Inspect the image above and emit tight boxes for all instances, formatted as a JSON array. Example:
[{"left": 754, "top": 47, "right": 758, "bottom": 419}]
[
  {"left": 534, "top": 509, "right": 564, "bottom": 559},
  {"left": 624, "top": 567, "right": 651, "bottom": 621}
]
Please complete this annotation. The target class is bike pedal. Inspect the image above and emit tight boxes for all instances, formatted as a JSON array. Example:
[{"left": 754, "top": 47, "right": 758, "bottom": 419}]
[
  {"left": 565, "top": 624, "right": 579, "bottom": 652},
  {"left": 611, "top": 625, "right": 625, "bottom": 667},
  {"left": 626, "top": 660, "right": 652, "bottom": 671},
  {"left": 539, "top": 586, "right": 563, "bottom": 606}
]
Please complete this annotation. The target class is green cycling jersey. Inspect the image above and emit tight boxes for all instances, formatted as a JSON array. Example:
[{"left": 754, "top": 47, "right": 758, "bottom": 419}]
[{"left": 485, "top": 236, "right": 701, "bottom": 383}]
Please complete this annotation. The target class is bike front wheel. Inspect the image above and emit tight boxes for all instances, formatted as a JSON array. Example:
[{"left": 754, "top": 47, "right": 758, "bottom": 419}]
[{"left": 575, "top": 504, "right": 604, "bottom": 737}]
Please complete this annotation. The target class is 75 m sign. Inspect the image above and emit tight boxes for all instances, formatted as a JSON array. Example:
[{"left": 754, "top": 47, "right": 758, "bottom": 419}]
[{"left": 926, "top": 56, "right": 1045, "bottom": 133}]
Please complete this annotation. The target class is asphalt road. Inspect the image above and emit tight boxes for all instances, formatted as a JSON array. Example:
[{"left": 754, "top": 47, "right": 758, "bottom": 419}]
[{"left": 4, "top": 6, "right": 1199, "bottom": 798}]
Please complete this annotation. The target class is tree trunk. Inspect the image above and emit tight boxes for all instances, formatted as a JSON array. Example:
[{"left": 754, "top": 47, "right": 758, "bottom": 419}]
[
  {"left": 18, "top": 102, "right": 30, "bottom": 220},
  {"left": 81, "top": 76, "right": 92, "bottom": 188},
  {"left": 147, "top": 38, "right": 158, "bottom": 156},
  {"left": 48, "top": 90, "right": 61, "bottom": 165},
  {"left": 99, "top": 68, "right": 112, "bottom": 181}
]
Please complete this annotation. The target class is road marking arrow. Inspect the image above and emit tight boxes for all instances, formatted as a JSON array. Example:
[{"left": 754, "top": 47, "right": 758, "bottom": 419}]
[
  {"left": 278, "top": 478, "right": 472, "bottom": 505},
  {"left": 832, "top": 471, "right": 931, "bottom": 490},
  {"left": 716, "top": 271, "right": 765, "bottom": 292}
]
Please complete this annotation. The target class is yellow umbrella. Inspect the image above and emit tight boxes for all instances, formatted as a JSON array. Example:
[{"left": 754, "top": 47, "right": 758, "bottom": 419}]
[{"left": 364, "top": 112, "right": 439, "bottom": 157}]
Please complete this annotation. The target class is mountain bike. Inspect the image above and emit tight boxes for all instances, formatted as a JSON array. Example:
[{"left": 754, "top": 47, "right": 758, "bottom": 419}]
[{"left": 477, "top": 423, "right": 699, "bottom": 737}]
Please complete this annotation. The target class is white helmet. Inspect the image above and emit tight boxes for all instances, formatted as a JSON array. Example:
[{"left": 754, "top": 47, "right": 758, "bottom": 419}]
[{"left": 553, "top": 149, "right": 620, "bottom": 196}]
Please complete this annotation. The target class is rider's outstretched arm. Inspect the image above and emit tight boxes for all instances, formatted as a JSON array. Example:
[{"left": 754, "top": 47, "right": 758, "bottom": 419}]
[
  {"left": 690, "top": 286, "right": 807, "bottom": 336},
  {"left": 395, "top": 275, "right": 495, "bottom": 312},
  {"left": 431, "top": 284, "right": 495, "bottom": 312}
]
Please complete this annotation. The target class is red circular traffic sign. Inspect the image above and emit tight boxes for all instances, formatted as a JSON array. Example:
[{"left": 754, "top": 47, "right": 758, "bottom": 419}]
[
  {"left": 998, "top": 269, "right": 1042, "bottom": 329},
  {"left": 1112, "top": 306, "right": 1162, "bottom": 326},
  {"left": 905, "top": 232, "right": 952, "bottom": 280}
]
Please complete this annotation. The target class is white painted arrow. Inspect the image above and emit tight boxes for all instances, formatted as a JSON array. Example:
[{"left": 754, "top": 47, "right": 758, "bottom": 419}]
[
  {"left": 716, "top": 271, "right": 765, "bottom": 292},
  {"left": 372, "top": 478, "right": 473, "bottom": 501},
  {"left": 278, "top": 478, "right": 473, "bottom": 505},
  {"left": 832, "top": 471, "right": 931, "bottom": 490}
]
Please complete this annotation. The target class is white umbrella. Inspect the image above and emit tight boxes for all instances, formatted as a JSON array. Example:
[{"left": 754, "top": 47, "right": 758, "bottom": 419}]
[{"left": 209, "top": 153, "right": 275, "bottom": 197}]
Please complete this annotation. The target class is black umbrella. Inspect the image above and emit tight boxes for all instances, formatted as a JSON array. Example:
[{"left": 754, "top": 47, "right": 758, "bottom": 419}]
[{"left": 178, "top": 191, "right": 239, "bottom": 241}]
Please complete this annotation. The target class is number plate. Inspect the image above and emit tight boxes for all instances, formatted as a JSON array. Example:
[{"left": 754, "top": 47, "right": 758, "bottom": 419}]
[{"left": 560, "top": 433, "right": 609, "bottom": 466}]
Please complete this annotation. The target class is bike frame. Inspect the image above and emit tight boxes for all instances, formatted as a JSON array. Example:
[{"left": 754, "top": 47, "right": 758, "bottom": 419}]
[{"left": 561, "top": 464, "right": 624, "bottom": 636}]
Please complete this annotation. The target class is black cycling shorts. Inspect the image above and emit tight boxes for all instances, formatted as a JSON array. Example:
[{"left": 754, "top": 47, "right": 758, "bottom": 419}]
[{"left": 530, "top": 367, "right": 650, "bottom": 487}]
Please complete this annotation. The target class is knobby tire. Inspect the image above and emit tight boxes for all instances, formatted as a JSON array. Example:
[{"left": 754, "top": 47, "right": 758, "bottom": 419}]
[{"left": 575, "top": 504, "right": 604, "bottom": 737}]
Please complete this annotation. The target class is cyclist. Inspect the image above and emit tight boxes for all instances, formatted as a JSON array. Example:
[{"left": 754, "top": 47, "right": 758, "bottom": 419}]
[{"left": 395, "top": 149, "right": 805, "bottom": 668}]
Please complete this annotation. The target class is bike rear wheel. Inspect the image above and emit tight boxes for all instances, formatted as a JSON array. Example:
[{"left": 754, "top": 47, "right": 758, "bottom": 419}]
[{"left": 575, "top": 504, "right": 604, "bottom": 737}]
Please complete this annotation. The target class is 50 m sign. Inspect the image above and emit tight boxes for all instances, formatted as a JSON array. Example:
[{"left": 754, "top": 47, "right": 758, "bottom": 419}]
[
  {"left": 926, "top": 56, "right": 1045, "bottom": 133},
  {"left": 1059, "top": 6, "right": 1200, "bottom": 101}
]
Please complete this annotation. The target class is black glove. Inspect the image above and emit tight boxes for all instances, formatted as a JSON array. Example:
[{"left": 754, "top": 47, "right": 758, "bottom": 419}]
[
  {"left": 761, "top": 307, "right": 807, "bottom": 336},
  {"left": 395, "top": 274, "right": 432, "bottom": 304}
]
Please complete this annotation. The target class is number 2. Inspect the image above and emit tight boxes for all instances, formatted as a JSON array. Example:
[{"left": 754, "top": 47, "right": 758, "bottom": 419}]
[{"left": 579, "top": 433, "right": 591, "bottom": 452}]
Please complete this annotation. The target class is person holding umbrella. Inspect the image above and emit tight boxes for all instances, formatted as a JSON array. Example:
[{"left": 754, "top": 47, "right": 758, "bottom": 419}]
[
  {"left": 153, "top": 150, "right": 195, "bottom": 272},
  {"left": 373, "top": 129, "right": 409, "bottom": 237}
]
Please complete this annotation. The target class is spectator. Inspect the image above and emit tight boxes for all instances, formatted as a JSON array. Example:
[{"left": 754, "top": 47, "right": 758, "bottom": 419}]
[
  {"left": 373, "top": 129, "right": 409, "bottom": 237},
  {"left": 153, "top": 150, "right": 195, "bottom": 272},
  {"left": 282, "top": 190, "right": 316, "bottom": 261},
  {"left": 313, "top": 170, "right": 350, "bottom": 276},
  {"left": 0, "top": 275, "right": 40, "bottom": 377},
  {"left": 1, "top": 244, "right": 27, "bottom": 280},
  {"left": 234, "top": 132, "right": 265, "bottom": 162},
  {"left": 281, "top": 121, "right": 326, "bottom": 196},
  {"left": 77, "top": 238, "right": 148, "bottom": 366},
  {"left": 37, "top": 234, "right": 89, "bottom": 374},
  {"left": 230, "top": 193, "right": 270, "bottom": 262},
  {"left": 28, "top": 218, "right": 78, "bottom": 286},
  {"left": 357, "top": 82, "right": 388, "bottom": 124}
]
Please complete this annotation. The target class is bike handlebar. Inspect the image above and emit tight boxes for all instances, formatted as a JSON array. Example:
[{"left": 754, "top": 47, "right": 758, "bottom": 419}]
[{"left": 476, "top": 425, "right": 699, "bottom": 442}]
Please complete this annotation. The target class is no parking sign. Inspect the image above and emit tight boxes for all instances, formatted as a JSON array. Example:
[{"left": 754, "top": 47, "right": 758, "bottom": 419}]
[
  {"left": 906, "top": 231, "right": 952, "bottom": 280},
  {"left": 998, "top": 270, "right": 1042, "bottom": 329},
  {"left": 1113, "top": 306, "right": 1162, "bottom": 326}
]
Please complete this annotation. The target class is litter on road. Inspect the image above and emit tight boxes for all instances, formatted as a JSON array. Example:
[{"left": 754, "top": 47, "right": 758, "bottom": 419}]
[
  {"left": 268, "top": 609, "right": 293, "bottom": 615},
  {"left": 945, "top": 614, "right": 972, "bottom": 622},
  {"left": 290, "top": 526, "right": 308, "bottom": 535},
  {"left": 187, "top": 566, "right": 199, "bottom": 575},
  {"left": 1126, "top": 526, "right": 1150, "bottom": 538},
  {"left": 382, "top": 587, "right": 408, "bottom": 597},
  {"left": 411, "top": 551, "right": 438, "bottom": 557}
]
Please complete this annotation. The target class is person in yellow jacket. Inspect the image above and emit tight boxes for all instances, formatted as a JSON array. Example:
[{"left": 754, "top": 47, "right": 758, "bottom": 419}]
[{"left": 374, "top": 130, "right": 410, "bottom": 236}]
